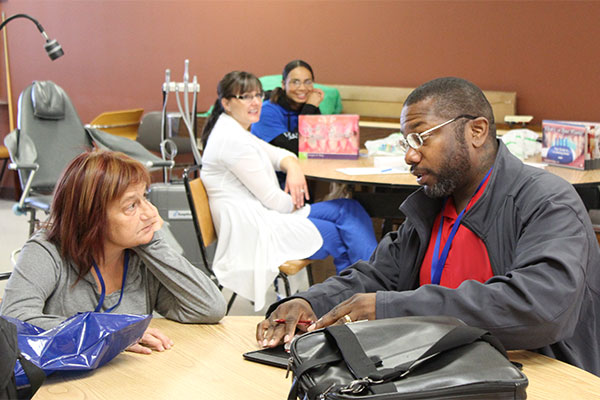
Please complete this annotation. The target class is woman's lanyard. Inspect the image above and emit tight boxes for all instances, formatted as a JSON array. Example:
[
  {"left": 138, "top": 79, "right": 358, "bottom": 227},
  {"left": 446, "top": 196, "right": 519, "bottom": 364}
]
[
  {"left": 431, "top": 168, "right": 493, "bottom": 285},
  {"left": 92, "top": 250, "right": 129, "bottom": 313}
]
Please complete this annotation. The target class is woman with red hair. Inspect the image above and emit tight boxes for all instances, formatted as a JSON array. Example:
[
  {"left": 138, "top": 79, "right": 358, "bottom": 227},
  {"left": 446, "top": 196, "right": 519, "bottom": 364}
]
[{"left": 1, "top": 150, "right": 226, "bottom": 354}]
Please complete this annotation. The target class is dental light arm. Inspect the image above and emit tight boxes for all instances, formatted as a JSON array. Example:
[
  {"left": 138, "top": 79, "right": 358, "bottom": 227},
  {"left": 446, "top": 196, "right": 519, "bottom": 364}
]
[{"left": 0, "top": 13, "right": 64, "bottom": 60}]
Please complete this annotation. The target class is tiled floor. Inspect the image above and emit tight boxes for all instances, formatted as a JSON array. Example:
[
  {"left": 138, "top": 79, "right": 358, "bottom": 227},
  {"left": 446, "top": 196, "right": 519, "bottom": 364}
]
[{"left": 0, "top": 198, "right": 309, "bottom": 316}]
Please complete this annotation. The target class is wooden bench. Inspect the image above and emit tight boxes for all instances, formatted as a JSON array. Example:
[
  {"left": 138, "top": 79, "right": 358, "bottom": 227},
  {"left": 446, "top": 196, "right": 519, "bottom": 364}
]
[
  {"left": 196, "top": 84, "right": 516, "bottom": 146},
  {"left": 327, "top": 84, "right": 517, "bottom": 145}
]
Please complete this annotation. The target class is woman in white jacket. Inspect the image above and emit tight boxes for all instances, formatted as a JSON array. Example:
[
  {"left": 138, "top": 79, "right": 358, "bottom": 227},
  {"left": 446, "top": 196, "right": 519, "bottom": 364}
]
[{"left": 200, "top": 71, "right": 378, "bottom": 311}]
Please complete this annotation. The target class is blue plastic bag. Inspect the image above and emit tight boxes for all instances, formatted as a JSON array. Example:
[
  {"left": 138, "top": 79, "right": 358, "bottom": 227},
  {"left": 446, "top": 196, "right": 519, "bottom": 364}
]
[{"left": 2, "top": 312, "right": 151, "bottom": 386}]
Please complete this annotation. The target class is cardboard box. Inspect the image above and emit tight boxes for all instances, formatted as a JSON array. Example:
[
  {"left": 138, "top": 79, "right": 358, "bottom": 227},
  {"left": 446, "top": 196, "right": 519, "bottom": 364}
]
[{"left": 542, "top": 120, "right": 600, "bottom": 170}]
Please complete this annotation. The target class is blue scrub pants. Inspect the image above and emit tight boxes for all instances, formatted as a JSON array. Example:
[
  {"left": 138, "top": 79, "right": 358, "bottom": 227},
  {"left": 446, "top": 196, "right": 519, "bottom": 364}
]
[{"left": 307, "top": 198, "right": 377, "bottom": 274}]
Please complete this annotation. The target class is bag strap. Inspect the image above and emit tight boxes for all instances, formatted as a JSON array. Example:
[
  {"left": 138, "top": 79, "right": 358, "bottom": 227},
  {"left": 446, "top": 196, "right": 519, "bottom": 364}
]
[
  {"left": 288, "top": 351, "right": 388, "bottom": 400},
  {"left": 288, "top": 322, "right": 508, "bottom": 399},
  {"left": 16, "top": 353, "right": 46, "bottom": 399},
  {"left": 368, "top": 324, "right": 506, "bottom": 383},
  {"left": 288, "top": 353, "right": 343, "bottom": 400},
  {"left": 329, "top": 323, "right": 508, "bottom": 396},
  {"left": 325, "top": 324, "right": 397, "bottom": 395}
]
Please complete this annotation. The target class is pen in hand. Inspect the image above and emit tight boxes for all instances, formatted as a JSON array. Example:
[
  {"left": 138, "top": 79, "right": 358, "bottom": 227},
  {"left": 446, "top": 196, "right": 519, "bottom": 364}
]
[{"left": 275, "top": 318, "right": 313, "bottom": 325}]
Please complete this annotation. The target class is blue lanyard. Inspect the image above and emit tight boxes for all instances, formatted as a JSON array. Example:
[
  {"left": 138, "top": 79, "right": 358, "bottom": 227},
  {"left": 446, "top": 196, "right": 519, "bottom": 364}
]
[
  {"left": 92, "top": 250, "right": 129, "bottom": 313},
  {"left": 431, "top": 168, "right": 493, "bottom": 285}
]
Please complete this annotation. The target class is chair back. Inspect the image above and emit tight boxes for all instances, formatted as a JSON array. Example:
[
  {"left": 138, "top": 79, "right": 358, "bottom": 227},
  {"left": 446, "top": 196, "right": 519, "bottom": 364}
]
[
  {"left": 183, "top": 165, "right": 216, "bottom": 263},
  {"left": 189, "top": 176, "right": 217, "bottom": 247},
  {"left": 87, "top": 108, "right": 143, "bottom": 141},
  {"left": 0, "top": 145, "right": 9, "bottom": 183},
  {"left": 182, "top": 166, "right": 313, "bottom": 306},
  {"left": 184, "top": 165, "right": 242, "bottom": 313},
  {"left": 12, "top": 81, "right": 92, "bottom": 193}
]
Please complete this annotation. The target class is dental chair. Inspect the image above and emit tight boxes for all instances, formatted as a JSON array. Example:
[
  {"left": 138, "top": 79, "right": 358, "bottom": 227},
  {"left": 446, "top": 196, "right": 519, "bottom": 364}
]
[{"left": 4, "top": 80, "right": 172, "bottom": 235}]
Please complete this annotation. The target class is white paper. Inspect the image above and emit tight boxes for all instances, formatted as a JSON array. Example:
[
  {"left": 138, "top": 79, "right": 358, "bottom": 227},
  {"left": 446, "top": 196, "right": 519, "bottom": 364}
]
[{"left": 523, "top": 162, "right": 548, "bottom": 169}]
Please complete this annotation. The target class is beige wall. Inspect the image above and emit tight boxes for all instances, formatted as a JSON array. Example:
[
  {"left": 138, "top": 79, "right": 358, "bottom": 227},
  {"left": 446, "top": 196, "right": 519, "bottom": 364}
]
[{"left": 1, "top": 0, "right": 599, "bottom": 188}]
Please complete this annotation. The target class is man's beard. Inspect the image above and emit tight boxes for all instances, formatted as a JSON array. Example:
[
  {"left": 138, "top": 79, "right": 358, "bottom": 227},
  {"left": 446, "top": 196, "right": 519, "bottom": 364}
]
[{"left": 422, "top": 140, "right": 471, "bottom": 198}]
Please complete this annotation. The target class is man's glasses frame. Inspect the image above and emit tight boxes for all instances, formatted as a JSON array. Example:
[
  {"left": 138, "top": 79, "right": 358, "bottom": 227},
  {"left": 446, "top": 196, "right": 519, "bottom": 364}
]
[{"left": 399, "top": 114, "right": 478, "bottom": 152}]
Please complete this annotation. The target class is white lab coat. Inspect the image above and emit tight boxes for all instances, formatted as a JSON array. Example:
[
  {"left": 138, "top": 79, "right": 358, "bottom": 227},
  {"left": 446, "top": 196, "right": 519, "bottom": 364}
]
[{"left": 201, "top": 113, "right": 322, "bottom": 310}]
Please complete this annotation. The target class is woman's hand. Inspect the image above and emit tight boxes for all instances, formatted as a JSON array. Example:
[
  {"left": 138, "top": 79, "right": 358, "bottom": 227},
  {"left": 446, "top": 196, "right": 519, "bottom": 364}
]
[
  {"left": 145, "top": 199, "right": 164, "bottom": 233},
  {"left": 126, "top": 327, "right": 173, "bottom": 355},
  {"left": 281, "top": 156, "right": 309, "bottom": 209},
  {"left": 306, "top": 88, "right": 325, "bottom": 107}
]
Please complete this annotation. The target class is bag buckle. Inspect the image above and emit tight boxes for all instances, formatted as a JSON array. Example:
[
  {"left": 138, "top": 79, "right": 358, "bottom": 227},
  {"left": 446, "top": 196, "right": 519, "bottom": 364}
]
[
  {"left": 285, "top": 357, "right": 293, "bottom": 379},
  {"left": 339, "top": 377, "right": 383, "bottom": 394},
  {"left": 317, "top": 383, "right": 336, "bottom": 400}
]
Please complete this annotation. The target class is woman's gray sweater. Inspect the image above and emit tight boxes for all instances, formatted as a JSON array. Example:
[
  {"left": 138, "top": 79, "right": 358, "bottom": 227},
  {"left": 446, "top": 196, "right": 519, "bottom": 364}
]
[{"left": 1, "top": 229, "right": 226, "bottom": 329}]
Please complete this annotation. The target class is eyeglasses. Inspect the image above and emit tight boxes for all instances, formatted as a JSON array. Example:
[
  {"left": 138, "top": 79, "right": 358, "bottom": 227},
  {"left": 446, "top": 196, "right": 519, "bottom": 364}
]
[
  {"left": 231, "top": 92, "right": 265, "bottom": 103},
  {"left": 399, "top": 114, "right": 478, "bottom": 152},
  {"left": 287, "top": 79, "right": 313, "bottom": 88}
]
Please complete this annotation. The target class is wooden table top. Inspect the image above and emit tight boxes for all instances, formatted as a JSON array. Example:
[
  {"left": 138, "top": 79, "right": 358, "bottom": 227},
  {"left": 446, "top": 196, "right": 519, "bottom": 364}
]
[
  {"left": 299, "top": 154, "right": 600, "bottom": 187},
  {"left": 299, "top": 155, "right": 418, "bottom": 188},
  {"left": 33, "top": 316, "right": 600, "bottom": 400}
]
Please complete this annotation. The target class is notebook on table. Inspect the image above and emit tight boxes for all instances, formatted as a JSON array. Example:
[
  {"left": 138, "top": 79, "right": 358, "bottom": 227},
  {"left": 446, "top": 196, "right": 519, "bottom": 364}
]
[
  {"left": 298, "top": 114, "right": 360, "bottom": 159},
  {"left": 243, "top": 346, "right": 289, "bottom": 369}
]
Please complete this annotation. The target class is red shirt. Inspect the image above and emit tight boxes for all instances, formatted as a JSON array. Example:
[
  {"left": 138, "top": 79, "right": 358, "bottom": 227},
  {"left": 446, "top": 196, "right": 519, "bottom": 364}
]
[{"left": 420, "top": 176, "right": 493, "bottom": 288}]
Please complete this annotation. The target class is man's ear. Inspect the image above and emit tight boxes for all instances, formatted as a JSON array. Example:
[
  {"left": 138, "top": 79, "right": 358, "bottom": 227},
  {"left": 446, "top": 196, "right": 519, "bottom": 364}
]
[{"left": 470, "top": 117, "right": 490, "bottom": 148}]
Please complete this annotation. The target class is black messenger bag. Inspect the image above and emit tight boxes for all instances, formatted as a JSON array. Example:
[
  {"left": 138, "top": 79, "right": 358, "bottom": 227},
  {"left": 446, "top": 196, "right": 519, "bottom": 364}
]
[
  {"left": 287, "top": 316, "right": 528, "bottom": 400},
  {"left": 0, "top": 317, "right": 45, "bottom": 400}
]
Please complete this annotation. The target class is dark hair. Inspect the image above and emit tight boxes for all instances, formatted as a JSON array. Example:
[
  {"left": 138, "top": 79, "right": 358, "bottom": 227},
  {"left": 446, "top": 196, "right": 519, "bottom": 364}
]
[
  {"left": 404, "top": 77, "right": 497, "bottom": 140},
  {"left": 46, "top": 149, "right": 151, "bottom": 280},
  {"left": 270, "top": 59, "right": 315, "bottom": 104},
  {"left": 201, "top": 71, "right": 263, "bottom": 148}
]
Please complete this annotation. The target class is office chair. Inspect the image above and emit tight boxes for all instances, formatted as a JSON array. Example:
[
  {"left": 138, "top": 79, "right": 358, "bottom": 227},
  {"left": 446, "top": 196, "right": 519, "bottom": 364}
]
[
  {"left": 86, "top": 108, "right": 144, "bottom": 141},
  {"left": 182, "top": 165, "right": 314, "bottom": 314},
  {"left": 3, "top": 81, "right": 172, "bottom": 235}
]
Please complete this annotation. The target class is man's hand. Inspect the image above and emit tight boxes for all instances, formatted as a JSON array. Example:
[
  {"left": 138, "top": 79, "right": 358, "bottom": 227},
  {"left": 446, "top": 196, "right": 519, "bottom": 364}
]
[
  {"left": 126, "top": 327, "right": 173, "bottom": 355},
  {"left": 307, "top": 293, "right": 376, "bottom": 331},
  {"left": 256, "top": 298, "right": 317, "bottom": 348}
]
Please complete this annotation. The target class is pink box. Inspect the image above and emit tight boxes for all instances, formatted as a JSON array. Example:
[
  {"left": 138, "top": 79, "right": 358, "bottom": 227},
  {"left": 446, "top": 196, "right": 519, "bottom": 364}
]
[{"left": 298, "top": 114, "right": 360, "bottom": 159}]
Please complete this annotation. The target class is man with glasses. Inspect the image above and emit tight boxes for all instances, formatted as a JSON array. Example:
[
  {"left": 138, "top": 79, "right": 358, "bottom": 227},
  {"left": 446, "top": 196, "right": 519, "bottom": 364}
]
[{"left": 258, "top": 77, "right": 600, "bottom": 375}]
